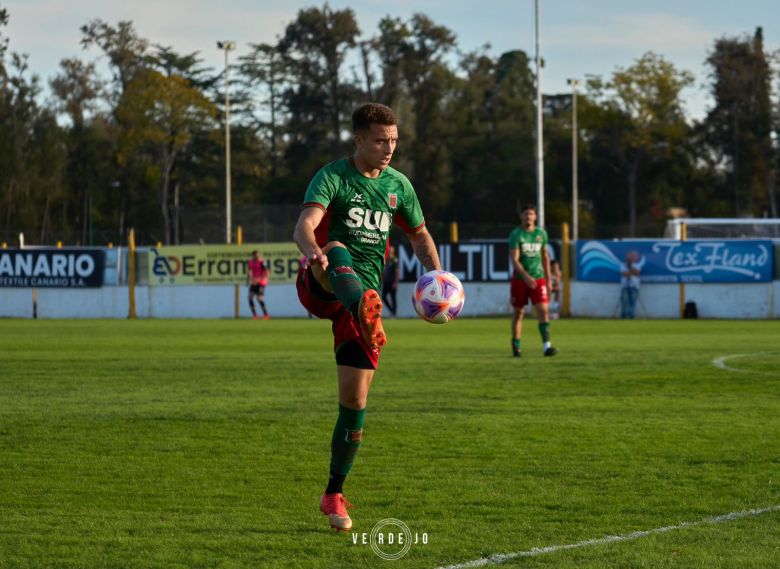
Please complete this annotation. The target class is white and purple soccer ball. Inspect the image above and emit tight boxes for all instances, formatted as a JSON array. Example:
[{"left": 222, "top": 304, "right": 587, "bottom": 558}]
[{"left": 412, "top": 270, "right": 465, "bottom": 324}]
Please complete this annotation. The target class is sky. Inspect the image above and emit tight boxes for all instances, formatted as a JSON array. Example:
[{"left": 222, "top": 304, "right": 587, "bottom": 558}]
[{"left": 2, "top": 0, "right": 778, "bottom": 120}]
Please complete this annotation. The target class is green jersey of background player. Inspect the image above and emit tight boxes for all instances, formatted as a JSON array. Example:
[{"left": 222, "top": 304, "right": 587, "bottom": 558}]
[
  {"left": 508, "top": 203, "right": 558, "bottom": 357},
  {"left": 293, "top": 103, "right": 441, "bottom": 532}
]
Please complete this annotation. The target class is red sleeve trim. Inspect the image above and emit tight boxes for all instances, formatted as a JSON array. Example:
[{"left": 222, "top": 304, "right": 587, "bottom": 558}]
[
  {"left": 394, "top": 214, "right": 426, "bottom": 234},
  {"left": 302, "top": 202, "right": 327, "bottom": 212},
  {"left": 407, "top": 220, "right": 426, "bottom": 234}
]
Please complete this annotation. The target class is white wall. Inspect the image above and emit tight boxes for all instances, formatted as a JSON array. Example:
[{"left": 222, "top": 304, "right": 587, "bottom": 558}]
[
  {"left": 0, "top": 289, "right": 35, "bottom": 318},
  {"left": 1, "top": 281, "right": 777, "bottom": 319},
  {"left": 570, "top": 281, "right": 778, "bottom": 319}
]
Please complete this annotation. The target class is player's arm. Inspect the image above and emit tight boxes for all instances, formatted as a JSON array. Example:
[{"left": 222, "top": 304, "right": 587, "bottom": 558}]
[
  {"left": 293, "top": 206, "right": 328, "bottom": 269},
  {"left": 510, "top": 247, "right": 536, "bottom": 288},
  {"left": 246, "top": 262, "right": 251, "bottom": 286},
  {"left": 407, "top": 226, "right": 441, "bottom": 272},
  {"left": 541, "top": 246, "right": 552, "bottom": 291}
]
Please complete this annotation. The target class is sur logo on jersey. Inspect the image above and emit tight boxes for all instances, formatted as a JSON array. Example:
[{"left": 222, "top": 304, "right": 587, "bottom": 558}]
[
  {"left": 521, "top": 235, "right": 544, "bottom": 256},
  {"left": 345, "top": 192, "right": 398, "bottom": 233}
]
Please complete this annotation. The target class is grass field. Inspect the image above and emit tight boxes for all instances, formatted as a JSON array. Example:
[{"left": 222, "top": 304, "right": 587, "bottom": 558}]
[{"left": 1, "top": 317, "right": 778, "bottom": 568}]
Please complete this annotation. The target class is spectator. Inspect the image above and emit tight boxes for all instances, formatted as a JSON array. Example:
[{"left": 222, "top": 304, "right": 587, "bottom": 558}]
[{"left": 619, "top": 251, "right": 641, "bottom": 319}]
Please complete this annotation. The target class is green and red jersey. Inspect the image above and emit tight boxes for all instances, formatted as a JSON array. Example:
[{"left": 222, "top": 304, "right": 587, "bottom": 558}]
[
  {"left": 508, "top": 226, "right": 548, "bottom": 280},
  {"left": 303, "top": 158, "right": 425, "bottom": 291}
]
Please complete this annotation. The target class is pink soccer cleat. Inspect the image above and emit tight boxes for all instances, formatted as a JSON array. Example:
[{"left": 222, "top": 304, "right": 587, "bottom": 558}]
[
  {"left": 320, "top": 493, "right": 353, "bottom": 532},
  {"left": 358, "top": 290, "right": 386, "bottom": 350}
]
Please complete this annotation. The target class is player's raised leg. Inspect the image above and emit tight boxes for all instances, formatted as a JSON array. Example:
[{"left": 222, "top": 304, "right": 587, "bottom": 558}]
[{"left": 324, "top": 243, "right": 386, "bottom": 349}]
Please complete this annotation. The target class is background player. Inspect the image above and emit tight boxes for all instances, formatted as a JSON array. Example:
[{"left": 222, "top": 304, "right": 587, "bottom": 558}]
[
  {"left": 293, "top": 103, "right": 440, "bottom": 532},
  {"left": 381, "top": 244, "right": 400, "bottom": 316},
  {"left": 509, "top": 204, "right": 558, "bottom": 357},
  {"left": 247, "top": 250, "right": 270, "bottom": 320}
]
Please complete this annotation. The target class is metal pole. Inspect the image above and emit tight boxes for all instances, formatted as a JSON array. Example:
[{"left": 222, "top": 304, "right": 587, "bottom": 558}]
[
  {"left": 534, "top": 0, "right": 545, "bottom": 228},
  {"left": 218, "top": 41, "right": 236, "bottom": 244},
  {"left": 567, "top": 78, "right": 581, "bottom": 241},
  {"left": 235, "top": 225, "right": 242, "bottom": 319},
  {"left": 225, "top": 47, "right": 232, "bottom": 244},
  {"left": 561, "top": 222, "right": 570, "bottom": 317}
]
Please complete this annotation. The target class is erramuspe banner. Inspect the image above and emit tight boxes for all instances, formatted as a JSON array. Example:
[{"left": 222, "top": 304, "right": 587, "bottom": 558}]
[
  {"left": 577, "top": 240, "right": 774, "bottom": 283},
  {"left": 0, "top": 249, "right": 105, "bottom": 287},
  {"left": 148, "top": 243, "right": 302, "bottom": 285}
]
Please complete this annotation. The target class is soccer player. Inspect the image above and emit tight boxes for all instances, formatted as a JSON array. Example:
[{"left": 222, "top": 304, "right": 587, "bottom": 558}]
[
  {"left": 293, "top": 103, "right": 441, "bottom": 532},
  {"left": 381, "top": 245, "right": 400, "bottom": 316},
  {"left": 509, "top": 203, "right": 558, "bottom": 357},
  {"left": 247, "top": 250, "right": 270, "bottom": 320}
]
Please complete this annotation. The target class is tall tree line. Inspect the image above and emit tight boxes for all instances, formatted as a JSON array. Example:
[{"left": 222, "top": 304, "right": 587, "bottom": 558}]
[{"left": 0, "top": 4, "right": 778, "bottom": 245}]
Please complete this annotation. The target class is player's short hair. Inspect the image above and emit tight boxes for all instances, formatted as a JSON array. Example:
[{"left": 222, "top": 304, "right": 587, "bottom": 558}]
[
  {"left": 352, "top": 103, "right": 397, "bottom": 133},
  {"left": 519, "top": 203, "right": 537, "bottom": 214},
  {"left": 252, "top": 250, "right": 259, "bottom": 256}
]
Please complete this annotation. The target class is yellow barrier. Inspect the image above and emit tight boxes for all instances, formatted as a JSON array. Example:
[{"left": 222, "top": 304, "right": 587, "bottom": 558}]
[
  {"left": 562, "top": 222, "right": 570, "bottom": 318},
  {"left": 235, "top": 226, "right": 243, "bottom": 319},
  {"left": 679, "top": 222, "right": 687, "bottom": 318},
  {"left": 128, "top": 229, "right": 136, "bottom": 320}
]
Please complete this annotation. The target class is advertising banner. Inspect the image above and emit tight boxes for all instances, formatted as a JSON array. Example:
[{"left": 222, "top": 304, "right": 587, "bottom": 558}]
[
  {"left": 0, "top": 249, "right": 105, "bottom": 287},
  {"left": 577, "top": 240, "right": 774, "bottom": 283},
  {"left": 398, "top": 241, "right": 512, "bottom": 282},
  {"left": 148, "top": 243, "right": 303, "bottom": 285}
]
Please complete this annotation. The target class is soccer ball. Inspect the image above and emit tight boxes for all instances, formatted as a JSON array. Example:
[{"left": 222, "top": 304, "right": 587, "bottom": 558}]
[{"left": 412, "top": 270, "right": 465, "bottom": 324}]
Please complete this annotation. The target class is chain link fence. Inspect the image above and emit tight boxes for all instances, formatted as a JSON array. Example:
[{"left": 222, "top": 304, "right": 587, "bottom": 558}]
[{"left": 6, "top": 205, "right": 686, "bottom": 248}]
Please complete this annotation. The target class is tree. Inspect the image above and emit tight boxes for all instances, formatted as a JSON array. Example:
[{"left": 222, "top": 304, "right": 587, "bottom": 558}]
[
  {"left": 446, "top": 49, "right": 536, "bottom": 229},
  {"left": 117, "top": 69, "right": 216, "bottom": 243},
  {"left": 50, "top": 58, "right": 109, "bottom": 243},
  {"left": 704, "top": 28, "right": 775, "bottom": 217},
  {"left": 239, "top": 42, "right": 289, "bottom": 183},
  {"left": 377, "top": 14, "right": 457, "bottom": 220},
  {"left": 80, "top": 19, "right": 149, "bottom": 99},
  {"left": 372, "top": 17, "right": 410, "bottom": 107},
  {"left": 279, "top": 4, "right": 361, "bottom": 158},
  {"left": 0, "top": 5, "right": 9, "bottom": 87},
  {"left": 80, "top": 19, "right": 151, "bottom": 240},
  {"left": 585, "top": 53, "right": 694, "bottom": 236}
]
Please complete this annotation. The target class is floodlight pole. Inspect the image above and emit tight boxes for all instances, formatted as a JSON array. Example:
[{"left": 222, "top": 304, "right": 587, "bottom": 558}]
[
  {"left": 567, "top": 78, "right": 581, "bottom": 242},
  {"left": 218, "top": 40, "right": 236, "bottom": 244},
  {"left": 534, "top": 0, "right": 545, "bottom": 228}
]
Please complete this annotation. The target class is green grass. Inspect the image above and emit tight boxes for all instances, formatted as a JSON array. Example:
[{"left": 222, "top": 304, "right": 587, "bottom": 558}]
[{"left": 0, "top": 318, "right": 778, "bottom": 568}]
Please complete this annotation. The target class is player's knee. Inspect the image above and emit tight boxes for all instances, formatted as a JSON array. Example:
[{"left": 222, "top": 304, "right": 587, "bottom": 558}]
[
  {"left": 340, "top": 395, "right": 367, "bottom": 410},
  {"left": 322, "top": 241, "right": 346, "bottom": 254},
  {"left": 310, "top": 264, "right": 333, "bottom": 292}
]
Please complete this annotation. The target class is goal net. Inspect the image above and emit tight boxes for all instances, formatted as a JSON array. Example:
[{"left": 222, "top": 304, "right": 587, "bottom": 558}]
[{"left": 665, "top": 218, "right": 780, "bottom": 239}]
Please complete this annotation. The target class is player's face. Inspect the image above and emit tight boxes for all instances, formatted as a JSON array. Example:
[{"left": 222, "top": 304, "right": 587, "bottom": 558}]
[
  {"left": 521, "top": 208, "right": 536, "bottom": 228},
  {"left": 355, "top": 124, "right": 398, "bottom": 172}
]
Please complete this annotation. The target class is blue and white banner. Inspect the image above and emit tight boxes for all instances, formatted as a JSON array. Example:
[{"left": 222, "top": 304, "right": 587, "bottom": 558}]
[
  {"left": 0, "top": 249, "right": 106, "bottom": 287},
  {"left": 577, "top": 240, "right": 774, "bottom": 283}
]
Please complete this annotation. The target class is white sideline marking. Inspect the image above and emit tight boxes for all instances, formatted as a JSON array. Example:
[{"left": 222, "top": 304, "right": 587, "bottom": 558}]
[
  {"left": 712, "top": 352, "right": 779, "bottom": 375},
  {"left": 435, "top": 505, "right": 780, "bottom": 569}
]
